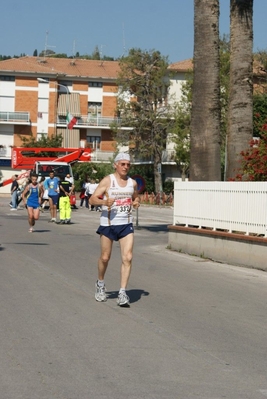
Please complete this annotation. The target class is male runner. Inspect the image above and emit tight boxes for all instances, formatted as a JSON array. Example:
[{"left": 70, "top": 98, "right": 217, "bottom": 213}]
[{"left": 89, "top": 153, "right": 140, "bottom": 307}]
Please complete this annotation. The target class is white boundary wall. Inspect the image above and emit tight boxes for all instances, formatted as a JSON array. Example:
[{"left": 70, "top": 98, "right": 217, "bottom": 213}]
[{"left": 173, "top": 181, "right": 267, "bottom": 237}]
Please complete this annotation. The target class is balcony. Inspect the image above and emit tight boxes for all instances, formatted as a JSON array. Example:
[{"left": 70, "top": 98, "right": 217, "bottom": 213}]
[
  {"left": 90, "top": 150, "right": 115, "bottom": 163},
  {"left": 57, "top": 115, "right": 132, "bottom": 130},
  {"left": 0, "top": 111, "right": 30, "bottom": 125},
  {"left": 89, "top": 149, "right": 177, "bottom": 164},
  {"left": 130, "top": 149, "right": 176, "bottom": 164}
]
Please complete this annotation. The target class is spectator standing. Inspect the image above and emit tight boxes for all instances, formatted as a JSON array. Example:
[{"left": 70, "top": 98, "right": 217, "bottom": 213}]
[
  {"left": 46, "top": 171, "right": 60, "bottom": 222},
  {"left": 87, "top": 178, "right": 98, "bottom": 211},
  {"left": 39, "top": 176, "right": 49, "bottom": 211},
  {"left": 65, "top": 173, "right": 74, "bottom": 184},
  {"left": 80, "top": 178, "right": 89, "bottom": 208},
  {"left": 94, "top": 179, "right": 102, "bottom": 212},
  {"left": 59, "top": 176, "right": 74, "bottom": 224}
]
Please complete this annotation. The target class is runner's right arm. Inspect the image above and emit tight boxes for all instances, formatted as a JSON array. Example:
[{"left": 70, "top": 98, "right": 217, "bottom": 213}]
[{"left": 89, "top": 176, "right": 115, "bottom": 207}]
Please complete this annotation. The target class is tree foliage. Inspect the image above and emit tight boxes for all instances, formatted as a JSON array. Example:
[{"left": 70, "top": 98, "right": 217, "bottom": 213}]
[
  {"left": 17, "top": 133, "right": 64, "bottom": 158},
  {"left": 172, "top": 101, "right": 191, "bottom": 180},
  {"left": 72, "top": 162, "right": 114, "bottom": 191},
  {"left": 235, "top": 110, "right": 267, "bottom": 180},
  {"left": 37, "top": 47, "right": 114, "bottom": 61},
  {"left": 113, "top": 48, "right": 174, "bottom": 192},
  {"left": 172, "top": 35, "right": 230, "bottom": 180},
  {"left": 19, "top": 133, "right": 63, "bottom": 148},
  {"left": 253, "top": 94, "right": 267, "bottom": 137},
  {"left": 235, "top": 134, "right": 267, "bottom": 181}
]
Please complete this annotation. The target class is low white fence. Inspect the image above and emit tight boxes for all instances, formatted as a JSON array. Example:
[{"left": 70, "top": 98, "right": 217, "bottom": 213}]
[{"left": 173, "top": 181, "right": 267, "bottom": 237}]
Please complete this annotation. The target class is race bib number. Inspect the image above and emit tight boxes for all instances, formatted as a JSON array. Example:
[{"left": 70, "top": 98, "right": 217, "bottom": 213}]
[{"left": 114, "top": 198, "right": 132, "bottom": 213}]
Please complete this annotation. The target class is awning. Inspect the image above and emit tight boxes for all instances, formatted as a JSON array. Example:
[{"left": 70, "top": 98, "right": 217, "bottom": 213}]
[
  {"left": 57, "top": 128, "right": 80, "bottom": 148},
  {"left": 57, "top": 93, "right": 81, "bottom": 116}
]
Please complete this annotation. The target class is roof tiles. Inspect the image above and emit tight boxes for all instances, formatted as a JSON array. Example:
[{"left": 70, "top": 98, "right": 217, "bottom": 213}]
[{"left": 0, "top": 56, "right": 121, "bottom": 79}]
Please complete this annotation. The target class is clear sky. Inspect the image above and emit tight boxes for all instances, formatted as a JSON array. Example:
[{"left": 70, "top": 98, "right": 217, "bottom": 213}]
[{"left": 1, "top": 0, "right": 266, "bottom": 64}]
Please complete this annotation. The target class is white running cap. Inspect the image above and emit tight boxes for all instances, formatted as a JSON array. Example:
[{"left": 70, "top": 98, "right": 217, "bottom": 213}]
[{"left": 114, "top": 153, "right": 130, "bottom": 163}]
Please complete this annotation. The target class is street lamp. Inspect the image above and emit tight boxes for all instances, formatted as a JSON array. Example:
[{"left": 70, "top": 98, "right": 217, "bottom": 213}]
[
  {"left": 37, "top": 77, "right": 69, "bottom": 95},
  {"left": 37, "top": 77, "right": 70, "bottom": 146}
]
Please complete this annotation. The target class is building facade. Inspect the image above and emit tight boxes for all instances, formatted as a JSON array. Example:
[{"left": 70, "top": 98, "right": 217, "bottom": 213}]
[
  {"left": 0, "top": 56, "right": 192, "bottom": 179},
  {"left": 0, "top": 56, "right": 125, "bottom": 164}
]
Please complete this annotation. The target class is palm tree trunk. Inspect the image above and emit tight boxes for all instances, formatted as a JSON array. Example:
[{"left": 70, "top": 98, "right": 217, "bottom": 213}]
[
  {"left": 190, "top": 0, "right": 221, "bottom": 181},
  {"left": 226, "top": 0, "right": 253, "bottom": 179}
]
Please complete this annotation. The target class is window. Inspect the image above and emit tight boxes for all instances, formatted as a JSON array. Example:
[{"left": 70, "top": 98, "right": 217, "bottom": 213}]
[
  {"left": 37, "top": 133, "right": 48, "bottom": 141},
  {"left": 58, "top": 80, "right": 72, "bottom": 92},
  {"left": 87, "top": 136, "right": 101, "bottom": 149},
  {"left": 88, "top": 102, "right": 102, "bottom": 116},
  {"left": 0, "top": 76, "right": 15, "bottom": 81},
  {"left": 89, "top": 82, "right": 102, "bottom": 87}
]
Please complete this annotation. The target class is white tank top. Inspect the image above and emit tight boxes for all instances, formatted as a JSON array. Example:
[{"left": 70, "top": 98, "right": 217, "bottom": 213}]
[{"left": 100, "top": 174, "right": 134, "bottom": 226}]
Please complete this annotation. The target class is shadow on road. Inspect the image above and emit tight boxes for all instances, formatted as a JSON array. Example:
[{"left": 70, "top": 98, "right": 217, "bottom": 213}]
[
  {"left": 136, "top": 224, "right": 169, "bottom": 232},
  {"left": 107, "top": 289, "right": 150, "bottom": 304},
  {"left": 10, "top": 242, "right": 49, "bottom": 246}
]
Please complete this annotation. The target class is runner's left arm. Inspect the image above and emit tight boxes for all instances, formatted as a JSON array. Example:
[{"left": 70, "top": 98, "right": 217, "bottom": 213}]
[{"left": 132, "top": 180, "right": 140, "bottom": 209}]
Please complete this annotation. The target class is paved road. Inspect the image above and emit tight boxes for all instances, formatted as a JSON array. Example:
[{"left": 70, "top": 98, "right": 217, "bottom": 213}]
[{"left": 1, "top": 199, "right": 267, "bottom": 399}]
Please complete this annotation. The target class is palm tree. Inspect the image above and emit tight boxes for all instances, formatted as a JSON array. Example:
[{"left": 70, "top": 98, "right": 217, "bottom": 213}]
[
  {"left": 190, "top": 0, "right": 221, "bottom": 181},
  {"left": 226, "top": 0, "right": 253, "bottom": 179}
]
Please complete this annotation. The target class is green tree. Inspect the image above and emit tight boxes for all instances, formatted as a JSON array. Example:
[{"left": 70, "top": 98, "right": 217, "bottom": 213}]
[
  {"left": 171, "top": 35, "right": 230, "bottom": 180},
  {"left": 33, "top": 49, "right": 38, "bottom": 56},
  {"left": 72, "top": 162, "right": 114, "bottom": 191},
  {"left": 226, "top": 0, "right": 254, "bottom": 179},
  {"left": 19, "top": 133, "right": 63, "bottom": 148},
  {"left": 253, "top": 94, "right": 267, "bottom": 137},
  {"left": 91, "top": 46, "right": 101, "bottom": 60},
  {"left": 52, "top": 53, "right": 68, "bottom": 58},
  {"left": 39, "top": 49, "right": 56, "bottom": 57},
  {"left": 172, "top": 101, "right": 191, "bottom": 180},
  {"left": 235, "top": 134, "right": 267, "bottom": 181},
  {"left": 190, "top": 0, "right": 221, "bottom": 181},
  {"left": 113, "top": 48, "right": 174, "bottom": 192}
]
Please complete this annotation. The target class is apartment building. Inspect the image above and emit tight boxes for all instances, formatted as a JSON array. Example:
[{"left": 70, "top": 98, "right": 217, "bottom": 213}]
[
  {"left": 0, "top": 56, "right": 192, "bottom": 178},
  {"left": 0, "top": 56, "right": 125, "bottom": 165},
  {"left": 168, "top": 59, "right": 193, "bottom": 105}
]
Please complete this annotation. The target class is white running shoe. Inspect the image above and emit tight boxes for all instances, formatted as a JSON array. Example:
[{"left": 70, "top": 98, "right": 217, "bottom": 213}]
[
  {"left": 95, "top": 282, "right": 107, "bottom": 302},
  {"left": 117, "top": 292, "right": 130, "bottom": 307}
]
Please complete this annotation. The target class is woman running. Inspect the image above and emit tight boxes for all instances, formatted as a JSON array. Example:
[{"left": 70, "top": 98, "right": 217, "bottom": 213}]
[{"left": 22, "top": 173, "right": 44, "bottom": 232}]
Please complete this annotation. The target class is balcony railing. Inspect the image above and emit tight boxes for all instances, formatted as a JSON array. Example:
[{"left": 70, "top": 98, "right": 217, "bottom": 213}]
[
  {"left": 57, "top": 115, "right": 124, "bottom": 128},
  {"left": 90, "top": 149, "right": 176, "bottom": 164},
  {"left": 129, "top": 149, "right": 176, "bottom": 164},
  {"left": 90, "top": 150, "right": 115, "bottom": 162},
  {"left": 0, "top": 111, "right": 30, "bottom": 124}
]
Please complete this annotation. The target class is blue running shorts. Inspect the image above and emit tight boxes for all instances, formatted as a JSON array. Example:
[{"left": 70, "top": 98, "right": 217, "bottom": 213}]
[
  {"left": 49, "top": 194, "right": 59, "bottom": 205},
  {"left": 96, "top": 223, "right": 134, "bottom": 241}
]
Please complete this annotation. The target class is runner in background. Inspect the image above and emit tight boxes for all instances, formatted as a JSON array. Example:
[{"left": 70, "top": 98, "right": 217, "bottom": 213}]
[{"left": 22, "top": 173, "right": 44, "bottom": 232}]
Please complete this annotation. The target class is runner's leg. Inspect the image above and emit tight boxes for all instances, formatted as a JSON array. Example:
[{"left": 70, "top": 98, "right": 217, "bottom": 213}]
[
  {"left": 33, "top": 207, "right": 40, "bottom": 225},
  {"left": 27, "top": 206, "right": 34, "bottom": 227},
  {"left": 98, "top": 235, "right": 113, "bottom": 280},
  {"left": 119, "top": 233, "right": 134, "bottom": 289},
  {"left": 48, "top": 197, "right": 54, "bottom": 219}
]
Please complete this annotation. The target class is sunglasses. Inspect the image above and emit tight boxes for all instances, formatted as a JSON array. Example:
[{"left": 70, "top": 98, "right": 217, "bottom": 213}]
[{"left": 119, "top": 162, "right": 131, "bottom": 167}]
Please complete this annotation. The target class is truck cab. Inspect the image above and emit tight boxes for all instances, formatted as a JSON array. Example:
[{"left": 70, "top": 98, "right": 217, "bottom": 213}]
[{"left": 34, "top": 161, "right": 73, "bottom": 181}]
